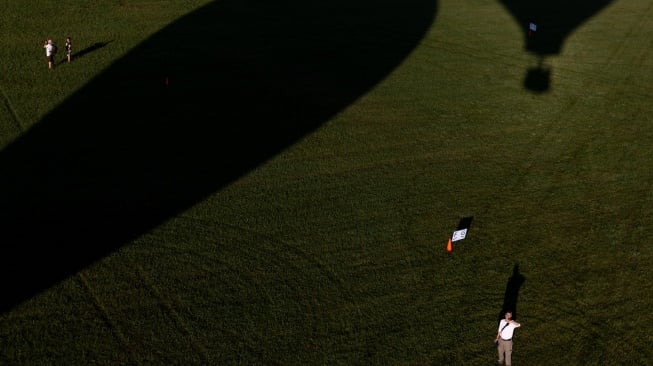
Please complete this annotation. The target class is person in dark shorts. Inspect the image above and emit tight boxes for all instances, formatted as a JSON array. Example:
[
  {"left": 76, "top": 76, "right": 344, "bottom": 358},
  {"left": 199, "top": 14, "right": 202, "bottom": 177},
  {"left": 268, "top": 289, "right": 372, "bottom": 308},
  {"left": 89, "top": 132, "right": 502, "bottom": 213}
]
[{"left": 65, "top": 37, "right": 72, "bottom": 63}]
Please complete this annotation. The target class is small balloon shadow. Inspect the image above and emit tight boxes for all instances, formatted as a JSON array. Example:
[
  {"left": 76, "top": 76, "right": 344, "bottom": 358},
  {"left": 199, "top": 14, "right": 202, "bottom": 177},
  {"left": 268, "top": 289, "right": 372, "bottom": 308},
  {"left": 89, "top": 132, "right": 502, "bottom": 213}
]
[
  {"left": 498, "top": 0, "right": 614, "bottom": 93},
  {"left": 524, "top": 65, "right": 550, "bottom": 93}
]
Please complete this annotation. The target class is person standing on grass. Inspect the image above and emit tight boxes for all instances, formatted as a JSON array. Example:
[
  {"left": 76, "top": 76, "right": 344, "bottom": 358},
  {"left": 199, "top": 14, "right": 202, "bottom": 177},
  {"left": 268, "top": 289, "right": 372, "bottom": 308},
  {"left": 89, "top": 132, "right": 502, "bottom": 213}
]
[
  {"left": 494, "top": 311, "right": 521, "bottom": 366},
  {"left": 43, "top": 39, "right": 56, "bottom": 69},
  {"left": 65, "top": 37, "right": 72, "bottom": 63}
]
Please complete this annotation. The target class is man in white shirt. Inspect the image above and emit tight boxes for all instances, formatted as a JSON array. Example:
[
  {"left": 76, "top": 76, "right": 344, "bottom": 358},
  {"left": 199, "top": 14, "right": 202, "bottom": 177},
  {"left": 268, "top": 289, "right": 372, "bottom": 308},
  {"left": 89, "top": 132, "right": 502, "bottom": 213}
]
[
  {"left": 44, "top": 39, "right": 55, "bottom": 69},
  {"left": 494, "top": 311, "right": 521, "bottom": 365}
]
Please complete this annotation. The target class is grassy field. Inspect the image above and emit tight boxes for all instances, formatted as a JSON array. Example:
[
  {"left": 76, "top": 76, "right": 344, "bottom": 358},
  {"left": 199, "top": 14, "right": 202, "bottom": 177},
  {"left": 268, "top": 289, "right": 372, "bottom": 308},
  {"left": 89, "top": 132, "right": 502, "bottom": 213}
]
[{"left": 2, "top": 0, "right": 653, "bottom": 364}]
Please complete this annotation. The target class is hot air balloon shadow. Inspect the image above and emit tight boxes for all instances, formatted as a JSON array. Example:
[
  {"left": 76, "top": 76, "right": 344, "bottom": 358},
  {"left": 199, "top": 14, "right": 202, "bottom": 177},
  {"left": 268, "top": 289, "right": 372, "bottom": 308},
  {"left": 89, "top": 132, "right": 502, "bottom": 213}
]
[
  {"left": 0, "top": 0, "right": 438, "bottom": 313},
  {"left": 498, "top": 0, "right": 614, "bottom": 93}
]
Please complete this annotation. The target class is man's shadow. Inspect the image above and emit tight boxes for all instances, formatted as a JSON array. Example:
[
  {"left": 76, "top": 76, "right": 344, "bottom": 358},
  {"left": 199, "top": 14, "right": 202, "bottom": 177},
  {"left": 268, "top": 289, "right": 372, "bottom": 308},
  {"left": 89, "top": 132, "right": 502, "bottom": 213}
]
[
  {"left": 75, "top": 41, "right": 113, "bottom": 60},
  {"left": 497, "top": 0, "right": 614, "bottom": 92},
  {"left": 499, "top": 264, "right": 525, "bottom": 320},
  {"left": 0, "top": 0, "right": 438, "bottom": 313}
]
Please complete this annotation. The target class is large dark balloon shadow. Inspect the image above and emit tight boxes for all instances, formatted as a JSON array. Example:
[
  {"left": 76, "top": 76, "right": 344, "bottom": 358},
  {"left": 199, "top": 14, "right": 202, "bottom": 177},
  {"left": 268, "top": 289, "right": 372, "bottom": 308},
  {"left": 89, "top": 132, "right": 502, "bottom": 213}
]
[
  {"left": 498, "top": 0, "right": 614, "bottom": 92},
  {"left": 0, "top": 0, "right": 437, "bottom": 313}
]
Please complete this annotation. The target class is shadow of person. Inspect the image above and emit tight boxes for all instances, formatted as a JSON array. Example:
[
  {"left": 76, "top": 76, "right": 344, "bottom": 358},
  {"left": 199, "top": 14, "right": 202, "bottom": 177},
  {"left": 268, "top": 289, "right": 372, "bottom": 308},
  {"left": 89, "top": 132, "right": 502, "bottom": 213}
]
[
  {"left": 497, "top": 0, "right": 614, "bottom": 92},
  {"left": 499, "top": 264, "right": 525, "bottom": 320},
  {"left": 0, "top": 0, "right": 438, "bottom": 313},
  {"left": 74, "top": 40, "right": 114, "bottom": 60}
]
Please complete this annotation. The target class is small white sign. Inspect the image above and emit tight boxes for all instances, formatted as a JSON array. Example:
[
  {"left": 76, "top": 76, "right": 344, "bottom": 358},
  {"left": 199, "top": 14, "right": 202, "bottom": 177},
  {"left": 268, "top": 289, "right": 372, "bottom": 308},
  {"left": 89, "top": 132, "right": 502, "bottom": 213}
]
[
  {"left": 529, "top": 22, "right": 537, "bottom": 32},
  {"left": 452, "top": 229, "right": 468, "bottom": 242}
]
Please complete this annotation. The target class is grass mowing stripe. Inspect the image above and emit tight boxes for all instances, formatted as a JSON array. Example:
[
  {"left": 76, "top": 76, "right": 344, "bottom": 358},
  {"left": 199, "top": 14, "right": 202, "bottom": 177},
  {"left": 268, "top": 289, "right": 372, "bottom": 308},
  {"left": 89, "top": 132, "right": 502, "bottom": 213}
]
[
  {"left": 0, "top": 85, "right": 23, "bottom": 150},
  {"left": 77, "top": 272, "right": 137, "bottom": 365},
  {"left": 0, "top": 85, "right": 23, "bottom": 133},
  {"left": 133, "top": 263, "right": 211, "bottom": 364}
]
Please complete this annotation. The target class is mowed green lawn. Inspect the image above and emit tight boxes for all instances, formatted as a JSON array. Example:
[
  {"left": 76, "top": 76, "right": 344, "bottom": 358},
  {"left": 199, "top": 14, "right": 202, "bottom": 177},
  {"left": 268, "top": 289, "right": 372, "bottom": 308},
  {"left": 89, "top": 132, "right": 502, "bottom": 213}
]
[{"left": 2, "top": 0, "right": 653, "bottom": 364}]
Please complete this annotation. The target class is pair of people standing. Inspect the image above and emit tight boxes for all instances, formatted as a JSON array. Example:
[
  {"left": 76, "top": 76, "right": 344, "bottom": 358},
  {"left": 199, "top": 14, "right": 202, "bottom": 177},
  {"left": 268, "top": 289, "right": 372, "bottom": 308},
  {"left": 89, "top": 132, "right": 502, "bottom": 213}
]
[{"left": 43, "top": 37, "right": 72, "bottom": 69}]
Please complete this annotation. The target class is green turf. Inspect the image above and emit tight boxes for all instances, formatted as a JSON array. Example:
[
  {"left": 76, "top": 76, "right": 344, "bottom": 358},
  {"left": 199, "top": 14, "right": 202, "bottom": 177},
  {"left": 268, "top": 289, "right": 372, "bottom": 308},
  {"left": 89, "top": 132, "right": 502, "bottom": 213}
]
[{"left": 2, "top": 0, "right": 653, "bottom": 364}]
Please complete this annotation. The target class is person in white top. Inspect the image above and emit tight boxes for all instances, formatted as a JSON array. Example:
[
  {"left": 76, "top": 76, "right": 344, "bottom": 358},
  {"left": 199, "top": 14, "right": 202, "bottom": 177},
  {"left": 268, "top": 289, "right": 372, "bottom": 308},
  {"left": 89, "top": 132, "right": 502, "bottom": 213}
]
[
  {"left": 43, "top": 39, "right": 56, "bottom": 69},
  {"left": 494, "top": 311, "right": 521, "bottom": 365}
]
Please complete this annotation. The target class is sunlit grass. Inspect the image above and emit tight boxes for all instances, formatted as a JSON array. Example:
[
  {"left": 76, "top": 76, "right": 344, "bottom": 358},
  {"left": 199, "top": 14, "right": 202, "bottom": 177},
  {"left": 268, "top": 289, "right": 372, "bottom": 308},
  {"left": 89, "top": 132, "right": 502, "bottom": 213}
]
[{"left": 2, "top": 0, "right": 653, "bottom": 364}]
